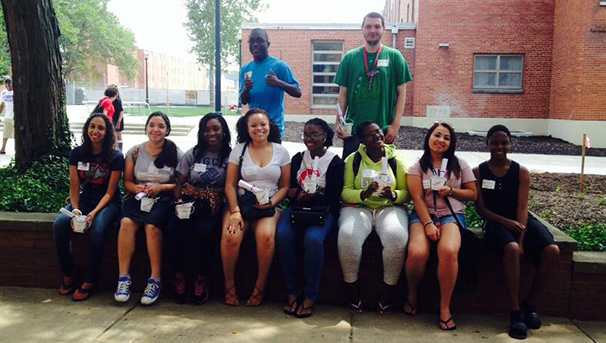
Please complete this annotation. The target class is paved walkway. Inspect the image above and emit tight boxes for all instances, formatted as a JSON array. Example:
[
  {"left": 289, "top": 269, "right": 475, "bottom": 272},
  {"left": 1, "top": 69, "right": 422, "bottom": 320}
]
[
  {"left": 0, "top": 287, "right": 603, "bottom": 343},
  {"left": 1, "top": 108, "right": 605, "bottom": 175}
]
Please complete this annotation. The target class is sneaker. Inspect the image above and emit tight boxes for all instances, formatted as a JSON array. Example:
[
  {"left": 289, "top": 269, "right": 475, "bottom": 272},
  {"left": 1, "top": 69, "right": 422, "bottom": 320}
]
[
  {"left": 114, "top": 276, "right": 132, "bottom": 303},
  {"left": 141, "top": 278, "right": 162, "bottom": 305},
  {"left": 173, "top": 273, "right": 187, "bottom": 304},
  {"left": 521, "top": 301, "right": 542, "bottom": 330},
  {"left": 191, "top": 277, "right": 210, "bottom": 305}
]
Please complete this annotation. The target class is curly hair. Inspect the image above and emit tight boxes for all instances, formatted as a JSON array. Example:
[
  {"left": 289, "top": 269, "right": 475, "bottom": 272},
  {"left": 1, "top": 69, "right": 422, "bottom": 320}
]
[
  {"left": 236, "top": 108, "right": 281, "bottom": 144},
  {"left": 355, "top": 120, "right": 379, "bottom": 139},
  {"left": 80, "top": 113, "right": 116, "bottom": 163},
  {"left": 486, "top": 124, "right": 512, "bottom": 142},
  {"left": 305, "top": 118, "right": 334, "bottom": 147}
]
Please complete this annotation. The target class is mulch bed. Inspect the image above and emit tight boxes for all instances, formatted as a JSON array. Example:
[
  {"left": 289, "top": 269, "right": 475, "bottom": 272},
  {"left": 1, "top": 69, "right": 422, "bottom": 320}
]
[{"left": 283, "top": 122, "right": 606, "bottom": 157}]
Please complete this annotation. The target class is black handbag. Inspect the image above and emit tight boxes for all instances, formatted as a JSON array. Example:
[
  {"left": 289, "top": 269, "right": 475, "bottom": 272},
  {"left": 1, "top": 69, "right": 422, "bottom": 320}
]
[
  {"left": 290, "top": 204, "right": 330, "bottom": 228},
  {"left": 236, "top": 143, "right": 275, "bottom": 221},
  {"left": 238, "top": 190, "right": 275, "bottom": 220}
]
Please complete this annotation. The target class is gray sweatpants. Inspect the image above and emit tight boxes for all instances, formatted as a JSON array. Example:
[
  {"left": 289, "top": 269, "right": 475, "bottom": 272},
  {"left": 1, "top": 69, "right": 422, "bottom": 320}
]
[{"left": 337, "top": 206, "right": 409, "bottom": 285}]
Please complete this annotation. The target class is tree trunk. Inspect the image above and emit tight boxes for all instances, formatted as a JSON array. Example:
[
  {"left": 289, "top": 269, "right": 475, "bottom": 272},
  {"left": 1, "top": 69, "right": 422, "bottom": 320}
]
[{"left": 1, "top": 0, "right": 71, "bottom": 171}]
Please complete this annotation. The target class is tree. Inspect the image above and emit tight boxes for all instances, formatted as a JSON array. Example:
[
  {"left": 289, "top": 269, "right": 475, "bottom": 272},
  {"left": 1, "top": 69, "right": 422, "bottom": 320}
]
[
  {"left": 0, "top": 0, "right": 139, "bottom": 82},
  {"left": 185, "top": 0, "right": 266, "bottom": 104},
  {"left": 1, "top": 0, "right": 72, "bottom": 170},
  {"left": 0, "top": 11, "right": 10, "bottom": 76}
]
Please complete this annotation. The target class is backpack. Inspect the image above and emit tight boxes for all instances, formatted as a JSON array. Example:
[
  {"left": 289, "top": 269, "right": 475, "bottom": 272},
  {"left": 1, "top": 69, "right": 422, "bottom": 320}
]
[{"left": 90, "top": 99, "right": 104, "bottom": 115}]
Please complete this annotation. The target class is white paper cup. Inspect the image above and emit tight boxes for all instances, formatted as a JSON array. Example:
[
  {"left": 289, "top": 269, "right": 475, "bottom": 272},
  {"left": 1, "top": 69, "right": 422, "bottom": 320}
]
[
  {"left": 341, "top": 122, "right": 354, "bottom": 136},
  {"left": 430, "top": 176, "right": 446, "bottom": 191},
  {"left": 176, "top": 202, "right": 195, "bottom": 219},
  {"left": 140, "top": 197, "right": 155, "bottom": 212},
  {"left": 71, "top": 216, "right": 88, "bottom": 233},
  {"left": 303, "top": 179, "right": 318, "bottom": 194},
  {"left": 245, "top": 71, "right": 253, "bottom": 78},
  {"left": 254, "top": 189, "right": 270, "bottom": 205}
]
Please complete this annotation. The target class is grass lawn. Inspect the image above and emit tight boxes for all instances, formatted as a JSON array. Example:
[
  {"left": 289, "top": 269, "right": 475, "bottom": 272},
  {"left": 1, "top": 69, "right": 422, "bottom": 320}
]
[{"left": 127, "top": 106, "right": 239, "bottom": 117}]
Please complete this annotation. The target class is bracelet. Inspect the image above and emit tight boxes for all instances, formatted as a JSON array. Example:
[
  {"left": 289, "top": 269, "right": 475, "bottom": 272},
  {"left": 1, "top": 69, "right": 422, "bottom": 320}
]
[
  {"left": 230, "top": 209, "right": 240, "bottom": 215},
  {"left": 423, "top": 221, "right": 433, "bottom": 227},
  {"left": 448, "top": 187, "right": 454, "bottom": 196}
]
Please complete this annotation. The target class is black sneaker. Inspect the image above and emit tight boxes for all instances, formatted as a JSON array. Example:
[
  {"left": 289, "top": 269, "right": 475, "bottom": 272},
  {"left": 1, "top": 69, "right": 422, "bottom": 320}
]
[
  {"left": 509, "top": 310, "right": 528, "bottom": 340},
  {"left": 521, "top": 301, "right": 542, "bottom": 330}
]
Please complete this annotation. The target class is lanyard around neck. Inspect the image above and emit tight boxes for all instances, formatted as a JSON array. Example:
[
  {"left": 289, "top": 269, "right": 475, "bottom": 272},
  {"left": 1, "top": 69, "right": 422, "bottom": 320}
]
[{"left": 363, "top": 44, "right": 382, "bottom": 88}]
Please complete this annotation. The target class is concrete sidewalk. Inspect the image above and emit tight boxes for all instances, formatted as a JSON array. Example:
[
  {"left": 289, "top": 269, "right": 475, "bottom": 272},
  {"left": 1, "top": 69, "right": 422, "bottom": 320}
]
[
  {"left": 0, "top": 287, "right": 603, "bottom": 343},
  {"left": 1, "top": 110, "right": 605, "bottom": 175}
]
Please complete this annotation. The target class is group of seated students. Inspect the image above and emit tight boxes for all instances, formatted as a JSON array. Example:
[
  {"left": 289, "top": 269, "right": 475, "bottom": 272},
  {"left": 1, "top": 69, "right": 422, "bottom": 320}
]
[{"left": 53, "top": 109, "right": 560, "bottom": 339}]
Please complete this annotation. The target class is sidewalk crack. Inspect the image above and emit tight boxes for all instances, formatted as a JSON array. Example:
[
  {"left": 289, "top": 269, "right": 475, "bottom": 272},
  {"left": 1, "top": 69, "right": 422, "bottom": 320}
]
[
  {"left": 349, "top": 311, "right": 355, "bottom": 342},
  {"left": 91, "top": 302, "right": 139, "bottom": 343},
  {"left": 571, "top": 319, "right": 597, "bottom": 343}
]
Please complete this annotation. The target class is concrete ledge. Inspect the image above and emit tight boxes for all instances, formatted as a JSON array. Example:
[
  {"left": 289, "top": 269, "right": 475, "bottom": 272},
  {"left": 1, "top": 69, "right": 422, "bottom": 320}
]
[
  {"left": 0, "top": 212, "right": 57, "bottom": 231},
  {"left": 573, "top": 251, "right": 606, "bottom": 275}
]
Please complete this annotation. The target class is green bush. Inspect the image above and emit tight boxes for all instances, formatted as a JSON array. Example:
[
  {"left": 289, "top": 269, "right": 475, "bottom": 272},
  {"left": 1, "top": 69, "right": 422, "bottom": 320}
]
[
  {"left": 565, "top": 223, "right": 606, "bottom": 252},
  {"left": 465, "top": 203, "right": 484, "bottom": 229},
  {"left": 0, "top": 156, "right": 70, "bottom": 213}
]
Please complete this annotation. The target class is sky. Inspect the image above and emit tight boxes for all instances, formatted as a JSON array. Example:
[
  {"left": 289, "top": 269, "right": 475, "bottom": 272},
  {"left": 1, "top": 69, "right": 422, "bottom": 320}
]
[{"left": 108, "top": 0, "right": 382, "bottom": 62}]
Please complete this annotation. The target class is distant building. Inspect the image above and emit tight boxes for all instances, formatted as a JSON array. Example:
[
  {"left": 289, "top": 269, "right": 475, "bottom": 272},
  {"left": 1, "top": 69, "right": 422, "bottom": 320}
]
[{"left": 240, "top": 0, "right": 606, "bottom": 147}]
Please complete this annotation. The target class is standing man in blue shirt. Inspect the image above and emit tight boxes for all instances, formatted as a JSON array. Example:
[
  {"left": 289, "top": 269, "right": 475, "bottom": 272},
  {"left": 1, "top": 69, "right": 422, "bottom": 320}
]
[{"left": 240, "top": 28, "right": 301, "bottom": 135}]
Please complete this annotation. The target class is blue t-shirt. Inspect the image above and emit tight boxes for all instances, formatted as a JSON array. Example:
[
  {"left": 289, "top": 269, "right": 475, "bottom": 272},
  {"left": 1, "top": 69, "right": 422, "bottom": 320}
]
[
  {"left": 69, "top": 147, "right": 125, "bottom": 203},
  {"left": 239, "top": 56, "right": 300, "bottom": 133}
]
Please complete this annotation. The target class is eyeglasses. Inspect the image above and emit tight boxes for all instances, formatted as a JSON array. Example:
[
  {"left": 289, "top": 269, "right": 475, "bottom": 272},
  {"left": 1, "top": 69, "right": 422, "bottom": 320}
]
[
  {"left": 363, "top": 129, "right": 383, "bottom": 138},
  {"left": 248, "top": 37, "right": 266, "bottom": 44},
  {"left": 301, "top": 132, "right": 326, "bottom": 139}
]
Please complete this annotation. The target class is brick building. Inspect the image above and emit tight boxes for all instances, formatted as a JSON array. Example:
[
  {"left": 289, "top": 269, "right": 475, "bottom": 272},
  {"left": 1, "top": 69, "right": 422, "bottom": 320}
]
[{"left": 241, "top": 0, "right": 606, "bottom": 147}]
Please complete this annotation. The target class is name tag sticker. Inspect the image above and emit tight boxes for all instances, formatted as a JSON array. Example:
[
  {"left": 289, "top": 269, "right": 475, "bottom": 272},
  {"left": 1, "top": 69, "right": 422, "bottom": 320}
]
[
  {"left": 482, "top": 179, "right": 496, "bottom": 190},
  {"left": 161, "top": 166, "right": 172, "bottom": 172},
  {"left": 243, "top": 167, "right": 257, "bottom": 176},
  {"left": 378, "top": 59, "right": 389, "bottom": 67},
  {"left": 422, "top": 179, "right": 431, "bottom": 189},
  {"left": 194, "top": 163, "right": 207, "bottom": 172},
  {"left": 77, "top": 162, "right": 90, "bottom": 171}
]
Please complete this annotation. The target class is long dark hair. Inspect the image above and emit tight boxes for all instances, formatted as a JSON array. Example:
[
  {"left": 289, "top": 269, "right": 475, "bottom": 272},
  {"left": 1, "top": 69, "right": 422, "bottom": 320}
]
[
  {"left": 80, "top": 113, "right": 116, "bottom": 163},
  {"left": 236, "top": 108, "right": 281, "bottom": 144},
  {"left": 305, "top": 118, "right": 334, "bottom": 147},
  {"left": 194, "top": 113, "right": 232, "bottom": 165},
  {"left": 419, "top": 122, "right": 461, "bottom": 179},
  {"left": 145, "top": 111, "right": 179, "bottom": 168}
]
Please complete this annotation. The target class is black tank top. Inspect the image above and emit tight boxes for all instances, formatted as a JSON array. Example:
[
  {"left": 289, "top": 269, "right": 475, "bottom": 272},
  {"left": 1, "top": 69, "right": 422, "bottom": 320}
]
[{"left": 478, "top": 161, "right": 519, "bottom": 220}]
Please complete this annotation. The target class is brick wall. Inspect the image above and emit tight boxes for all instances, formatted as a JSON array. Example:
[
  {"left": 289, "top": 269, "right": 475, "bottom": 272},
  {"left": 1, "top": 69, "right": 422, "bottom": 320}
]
[
  {"left": 550, "top": 0, "right": 606, "bottom": 121},
  {"left": 1, "top": 213, "right": 604, "bottom": 320},
  {"left": 413, "top": 0, "right": 555, "bottom": 119}
]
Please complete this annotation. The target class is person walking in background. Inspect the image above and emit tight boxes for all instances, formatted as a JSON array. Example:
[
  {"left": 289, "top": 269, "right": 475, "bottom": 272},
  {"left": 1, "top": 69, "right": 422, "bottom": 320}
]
[
  {"left": 53, "top": 113, "right": 124, "bottom": 301},
  {"left": 334, "top": 12, "right": 413, "bottom": 158},
  {"left": 473, "top": 125, "right": 560, "bottom": 340},
  {"left": 114, "top": 112, "right": 183, "bottom": 306},
  {"left": 338, "top": 121, "right": 410, "bottom": 315},
  {"left": 239, "top": 28, "right": 301, "bottom": 136},
  {"left": 0, "top": 77, "right": 14, "bottom": 154},
  {"left": 108, "top": 84, "right": 125, "bottom": 150},
  {"left": 405, "top": 122, "right": 477, "bottom": 330},
  {"left": 168, "top": 113, "right": 231, "bottom": 305},
  {"left": 95, "top": 87, "right": 118, "bottom": 121},
  {"left": 276, "top": 118, "right": 344, "bottom": 318}
]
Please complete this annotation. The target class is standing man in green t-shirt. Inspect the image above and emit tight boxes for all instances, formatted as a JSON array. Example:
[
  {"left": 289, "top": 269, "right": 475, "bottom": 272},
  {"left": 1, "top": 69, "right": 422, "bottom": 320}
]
[{"left": 334, "top": 12, "right": 413, "bottom": 158}]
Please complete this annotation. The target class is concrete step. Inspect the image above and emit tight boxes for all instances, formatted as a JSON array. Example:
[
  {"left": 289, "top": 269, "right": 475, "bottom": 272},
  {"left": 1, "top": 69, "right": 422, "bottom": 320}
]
[{"left": 0, "top": 122, "right": 194, "bottom": 137}]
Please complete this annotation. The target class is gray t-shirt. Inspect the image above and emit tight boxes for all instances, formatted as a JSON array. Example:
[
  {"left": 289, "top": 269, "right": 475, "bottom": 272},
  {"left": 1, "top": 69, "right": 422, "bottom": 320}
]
[
  {"left": 176, "top": 148, "right": 227, "bottom": 189},
  {"left": 126, "top": 142, "right": 183, "bottom": 185}
]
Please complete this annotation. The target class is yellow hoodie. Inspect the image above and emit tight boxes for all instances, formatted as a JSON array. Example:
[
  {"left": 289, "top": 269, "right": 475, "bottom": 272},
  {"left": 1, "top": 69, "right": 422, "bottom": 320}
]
[{"left": 341, "top": 144, "right": 410, "bottom": 209}]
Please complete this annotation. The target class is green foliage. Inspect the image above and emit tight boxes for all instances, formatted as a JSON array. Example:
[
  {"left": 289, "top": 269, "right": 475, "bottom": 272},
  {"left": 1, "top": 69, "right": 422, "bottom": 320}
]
[
  {"left": 465, "top": 203, "right": 484, "bottom": 229},
  {"left": 0, "top": 0, "right": 139, "bottom": 81},
  {"left": 0, "top": 11, "right": 10, "bottom": 76},
  {"left": 599, "top": 198, "right": 606, "bottom": 206},
  {"left": 578, "top": 193, "right": 586, "bottom": 201},
  {"left": 185, "top": 0, "right": 266, "bottom": 72},
  {"left": 566, "top": 223, "right": 606, "bottom": 252},
  {"left": 555, "top": 185, "right": 561, "bottom": 193},
  {"left": 0, "top": 156, "right": 69, "bottom": 212},
  {"left": 539, "top": 211, "right": 551, "bottom": 219},
  {"left": 53, "top": 0, "right": 139, "bottom": 80}
]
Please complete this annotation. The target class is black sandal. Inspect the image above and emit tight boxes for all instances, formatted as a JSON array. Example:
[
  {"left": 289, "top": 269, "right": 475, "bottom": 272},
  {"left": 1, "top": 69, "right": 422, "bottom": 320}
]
[
  {"left": 377, "top": 301, "right": 393, "bottom": 315},
  {"left": 439, "top": 317, "right": 457, "bottom": 331},
  {"left": 284, "top": 294, "right": 302, "bottom": 315},
  {"left": 404, "top": 299, "right": 417, "bottom": 316},
  {"left": 348, "top": 300, "right": 363, "bottom": 313},
  {"left": 295, "top": 303, "right": 314, "bottom": 318}
]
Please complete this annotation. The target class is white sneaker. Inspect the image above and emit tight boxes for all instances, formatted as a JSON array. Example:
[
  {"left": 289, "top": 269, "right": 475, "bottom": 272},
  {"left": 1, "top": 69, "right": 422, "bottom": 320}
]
[
  {"left": 114, "top": 276, "right": 132, "bottom": 303},
  {"left": 140, "top": 278, "right": 162, "bottom": 305}
]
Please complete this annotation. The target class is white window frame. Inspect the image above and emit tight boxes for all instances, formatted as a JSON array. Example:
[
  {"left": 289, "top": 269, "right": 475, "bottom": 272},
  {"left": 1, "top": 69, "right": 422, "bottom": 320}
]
[
  {"left": 473, "top": 54, "right": 524, "bottom": 93},
  {"left": 311, "top": 41, "right": 344, "bottom": 109}
]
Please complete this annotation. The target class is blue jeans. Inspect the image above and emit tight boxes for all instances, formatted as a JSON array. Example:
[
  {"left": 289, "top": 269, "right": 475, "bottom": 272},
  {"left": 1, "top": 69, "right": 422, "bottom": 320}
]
[
  {"left": 53, "top": 199, "right": 121, "bottom": 283},
  {"left": 276, "top": 208, "right": 336, "bottom": 301}
]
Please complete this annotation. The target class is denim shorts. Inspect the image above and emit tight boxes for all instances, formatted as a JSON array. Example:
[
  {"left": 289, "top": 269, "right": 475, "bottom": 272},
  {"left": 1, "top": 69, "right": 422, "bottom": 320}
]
[{"left": 409, "top": 210, "right": 467, "bottom": 229}]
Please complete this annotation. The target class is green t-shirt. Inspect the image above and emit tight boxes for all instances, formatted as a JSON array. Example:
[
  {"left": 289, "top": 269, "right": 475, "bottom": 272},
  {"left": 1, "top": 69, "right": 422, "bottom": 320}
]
[{"left": 334, "top": 45, "right": 412, "bottom": 132}]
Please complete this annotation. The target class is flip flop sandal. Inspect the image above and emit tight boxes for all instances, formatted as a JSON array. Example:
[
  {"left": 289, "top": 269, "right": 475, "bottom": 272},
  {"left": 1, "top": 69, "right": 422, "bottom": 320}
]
[
  {"left": 439, "top": 317, "right": 457, "bottom": 331},
  {"left": 404, "top": 300, "right": 417, "bottom": 316},
  {"left": 377, "top": 301, "right": 393, "bottom": 315},
  {"left": 284, "top": 294, "right": 302, "bottom": 315},
  {"left": 59, "top": 281, "right": 77, "bottom": 296},
  {"left": 295, "top": 303, "right": 314, "bottom": 318},
  {"left": 348, "top": 300, "right": 363, "bottom": 314},
  {"left": 72, "top": 286, "right": 93, "bottom": 301}
]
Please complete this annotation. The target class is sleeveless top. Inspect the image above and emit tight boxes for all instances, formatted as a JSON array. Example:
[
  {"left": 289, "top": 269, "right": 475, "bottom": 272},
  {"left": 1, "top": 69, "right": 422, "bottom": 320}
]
[{"left": 478, "top": 161, "right": 520, "bottom": 220}]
